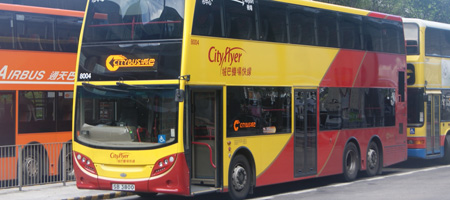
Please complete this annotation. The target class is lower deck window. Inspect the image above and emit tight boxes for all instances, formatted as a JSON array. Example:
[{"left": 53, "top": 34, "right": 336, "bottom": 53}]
[
  {"left": 319, "top": 88, "right": 396, "bottom": 130},
  {"left": 227, "top": 86, "right": 291, "bottom": 137}
]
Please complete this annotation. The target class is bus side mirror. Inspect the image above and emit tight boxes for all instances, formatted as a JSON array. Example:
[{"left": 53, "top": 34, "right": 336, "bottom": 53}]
[{"left": 175, "top": 89, "right": 185, "bottom": 102}]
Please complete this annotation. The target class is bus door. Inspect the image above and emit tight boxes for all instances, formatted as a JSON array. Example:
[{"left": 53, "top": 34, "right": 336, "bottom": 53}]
[
  {"left": 189, "top": 89, "right": 221, "bottom": 192},
  {"left": 426, "top": 93, "right": 441, "bottom": 155},
  {"left": 294, "top": 89, "right": 317, "bottom": 177}
]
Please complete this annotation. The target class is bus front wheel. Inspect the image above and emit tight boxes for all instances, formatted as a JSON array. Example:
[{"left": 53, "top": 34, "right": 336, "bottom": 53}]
[
  {"left": 22, "top": 147, "right": 43, "bottom": 185},
  {"left": 229, "top": 154, "right": 252, "bottom": 200},
  {"left": 441, "top": 135, "right": 450, "bottom": 164},
  {"left": 343, "top": 142, "right": 360, "bottom": 181}
]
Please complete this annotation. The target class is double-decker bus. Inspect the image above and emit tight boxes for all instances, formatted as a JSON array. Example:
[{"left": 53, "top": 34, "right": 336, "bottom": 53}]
[
  {"left": 0, "top": 1, "right": 84, "bottom": 184},
  {"left": 73, "top": 0, "right": 407, "bottom": 199},
  {"left": 404, "top": 18, "right": 450, "bottom": 162}
]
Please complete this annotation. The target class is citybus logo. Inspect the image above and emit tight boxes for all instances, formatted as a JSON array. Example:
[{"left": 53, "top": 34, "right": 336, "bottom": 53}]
[
  {"left": 233, "top": 120, "right": 256, "bottom": 131},
  {"left": 105, "top": 55, "right": 156, "bottom": 72},
  {"left": 208, "top": 47, "right": 245, "bottom": 67},
  {"left": 110, "top": 152, "right": 135, "bottom": 163},
  {"left": 110, "top": 152, "right": 130, "bottom": 159}
]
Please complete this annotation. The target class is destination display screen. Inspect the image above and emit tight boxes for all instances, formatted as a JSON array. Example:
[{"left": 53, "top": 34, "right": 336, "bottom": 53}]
[{"left": 77, "top": 42, "right": 181, "bottom": 81}]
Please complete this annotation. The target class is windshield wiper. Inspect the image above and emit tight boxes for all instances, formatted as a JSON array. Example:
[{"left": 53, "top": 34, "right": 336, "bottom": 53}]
[{"left": 116, "top": 82, "right": 169, "bottom": 90}]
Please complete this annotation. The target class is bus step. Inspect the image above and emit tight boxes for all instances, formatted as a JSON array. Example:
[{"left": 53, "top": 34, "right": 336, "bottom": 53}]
[{"left": 191, "top": 185, "right": 219, "bottom": 195}]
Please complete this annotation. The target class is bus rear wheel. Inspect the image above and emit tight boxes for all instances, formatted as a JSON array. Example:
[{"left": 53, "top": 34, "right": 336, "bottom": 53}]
[
  {"left": 229, "top": 154, "right": 252, "bottom": 200},
  {"left": 343, "top": 142, "right": 360, "bottom": 182},
  {"left": 366, "top": 141, "right": 380, "bottom": 177}
]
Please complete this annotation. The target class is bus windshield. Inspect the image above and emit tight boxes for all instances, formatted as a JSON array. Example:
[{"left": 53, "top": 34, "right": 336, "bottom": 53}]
[
  {"left": 83, "top": 0, "right": 184, "bottom": 43},
  {"left": 75, "top": 84, "right": 178, "bottom": 148}
]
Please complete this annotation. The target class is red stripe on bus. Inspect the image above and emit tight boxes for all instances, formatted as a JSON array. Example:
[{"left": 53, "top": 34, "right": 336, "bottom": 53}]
[{"left": 0, "top": 3, "right": 84, "bottom": 17}]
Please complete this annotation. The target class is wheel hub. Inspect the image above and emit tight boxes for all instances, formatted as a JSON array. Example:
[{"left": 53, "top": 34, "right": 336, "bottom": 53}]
[
  {"left": 367, "top": 149, "right": 378, "bottom": 169},
  {"left": 24, "top": 157, "right": 38, "bottom": 177},
  {"left": 232, "top": 165, "right": 247, "bottom": 191}
]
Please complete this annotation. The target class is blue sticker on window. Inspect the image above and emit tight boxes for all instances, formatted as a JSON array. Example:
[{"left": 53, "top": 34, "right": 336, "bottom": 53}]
[{"left": 158, "top": 134, "right": 166, "bottom": 143}]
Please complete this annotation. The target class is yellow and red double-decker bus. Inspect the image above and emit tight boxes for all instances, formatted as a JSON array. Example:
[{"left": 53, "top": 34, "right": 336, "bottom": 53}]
[
  {"left": 73, "top": 0, "right": 407, "bottom": 199},
  {"left": 0, "top": 1, "right": 84, "bottom": 184},
  {"left": 404, "top": 18, "right": 450, "bottom": 162}
]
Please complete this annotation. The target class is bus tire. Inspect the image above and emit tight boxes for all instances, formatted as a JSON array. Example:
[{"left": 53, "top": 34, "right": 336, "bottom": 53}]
[
  {"left": 366, "top": 141, "right": 380, "bottom": 177},
  {"left": 58, "top": 142, "right": 74, "bottom": 180},
  {"left": 343, "top": 142, "right": 360, "bottom": 182},
  {"left": 22, "top": 147, "right": 43, "bottom": 185},
  {"left": 441, "top": 135, "right": 450, "bottom": 164},
  {"left": 229, "top": 154, "right": 252, "bottom": 200}
]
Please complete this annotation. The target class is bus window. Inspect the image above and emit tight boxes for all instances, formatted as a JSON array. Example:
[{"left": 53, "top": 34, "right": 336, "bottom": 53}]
[
  {"left": 225, "top": 0, "right": 256, "bottom": 40},
  {"left": 57, "top": 92, "right": 73, "bottom": 131},
  {"left": 382, "top": 20, "right": 405, "bottom": 54},
  {"left": 442, "top": 90, "right": 450, "bottom": 122},
  {"left": 404, "top": 23, "right": 420, "bottom": 55},
  {"left": 320, "top": 88, "right": 396, "bottom": 130},
  {"left": 19, "top": 91, "right": 57, "bottom": 133},
  {"left": 339, "top": 13, "right": 362, "bottom": 50},
  {"left": 192, "top": 0, "right": 222, "bottom": 37},
  {"left": 76, "top": 85, "right": 179, "bottom": 148},
  {"left": 407, "top": 88, "right": 424, "bottom": 125},
  {"left": 425, "top": 28, "right": 441, "bottom": 56},
  {"left": 0, "top": 11, "right": 13, "bottom": 49},
  {"left": 317, "top": 11, "right": 338, "bottom": 48},
  {"left": 16, "top": 13, "right": 55, "bottom": 51},
  {"left": 363, "top": 17, "right": 383, "bottom": 52},
  {"left": 227, "top": 86, "right": 291, "bottom": 137},
  {"left": 84, "top": 0, "right": 184, "bottom": 42},
  {"left": 441, "top": 30, "right": 450, "bottom": 57},
  {"left": 289, "top": 6, "right": 316, "bottom": 45},
  {"left": 56, "top": 16, "right": 82, "bottom": 52},
  {"left": 259, "top": 1, "right": 287, "bottom": 43}
]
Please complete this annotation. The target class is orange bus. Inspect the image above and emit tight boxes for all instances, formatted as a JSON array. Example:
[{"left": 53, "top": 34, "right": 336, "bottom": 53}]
[
  {"left": 0, "top": 1, "right": 84, "bottom": 184},
  {"left": 73, "top": 0, "right": 407, "bottom": 199}
]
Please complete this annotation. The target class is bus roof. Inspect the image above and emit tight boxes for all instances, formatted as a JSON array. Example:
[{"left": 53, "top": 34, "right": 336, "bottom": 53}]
[
  {"left": 403, "top": 18, "right": 450, "bottom": 30},
  {"left": 0, "top": 3, "right": 84, "bottom": 18}
]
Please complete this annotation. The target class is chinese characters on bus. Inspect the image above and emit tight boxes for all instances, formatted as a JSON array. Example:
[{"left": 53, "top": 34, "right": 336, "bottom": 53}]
[{"left": 0, "top": 65, "right": 75, "bottom": 81}]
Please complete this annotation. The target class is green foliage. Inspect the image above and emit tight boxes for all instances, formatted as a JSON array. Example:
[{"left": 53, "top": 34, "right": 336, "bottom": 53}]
[{"left": 315, "top": 0, "right": 450, "bottom": 23}]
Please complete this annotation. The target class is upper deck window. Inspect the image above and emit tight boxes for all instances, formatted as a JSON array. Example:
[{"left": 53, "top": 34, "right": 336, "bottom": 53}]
[
  {"left": 404, "top": 23, "right": 419, "bottom": 55},
  {"left": 83, "top": 0, "right": 184, "bottom": 43},
  {"left": 191, "top": 0, "right": 405, "bottom": 55},
  {"left": 425, "top": 27, "right": 450, "bottom": 57},
  {"left": 224, "top": 0, "right": 257, "bottom": 40}
]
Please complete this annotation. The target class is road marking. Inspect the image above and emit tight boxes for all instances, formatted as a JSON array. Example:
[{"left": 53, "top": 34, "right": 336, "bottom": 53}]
[
  {"left": 330, "top": 182, "right": 352, "bottom": 187},
  {"left": 248, "top": 164, "right": 450, "bottom": 200}
]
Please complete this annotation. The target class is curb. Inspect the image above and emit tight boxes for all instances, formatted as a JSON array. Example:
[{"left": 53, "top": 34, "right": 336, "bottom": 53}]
[{"left": 62, "top": 191, "right": 134, "bottom": 200}]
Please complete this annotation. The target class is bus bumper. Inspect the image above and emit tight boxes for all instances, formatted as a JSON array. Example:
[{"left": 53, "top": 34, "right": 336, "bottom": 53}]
[
  {"left": 408, "top": 148, "right": 444, "bottom": 159},
  {"left": 74, "top": 153, "right": 190, "bottom": 195}
]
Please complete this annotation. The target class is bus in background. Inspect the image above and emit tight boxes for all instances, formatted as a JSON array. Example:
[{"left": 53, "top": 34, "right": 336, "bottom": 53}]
[
  {"left": 73, "top": 0, "right": 407, "bottom": 199},
  {"left": 404, "top": 18, "right": 450, "bottom": 162},
  {"left": 0, "top": 0, "right": 84, "bottom": 185}
]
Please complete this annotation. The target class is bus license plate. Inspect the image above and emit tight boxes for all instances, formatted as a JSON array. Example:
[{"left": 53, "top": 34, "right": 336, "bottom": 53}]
[{"left": 112, "top": 183, "right": 135, "bottom": 191}]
